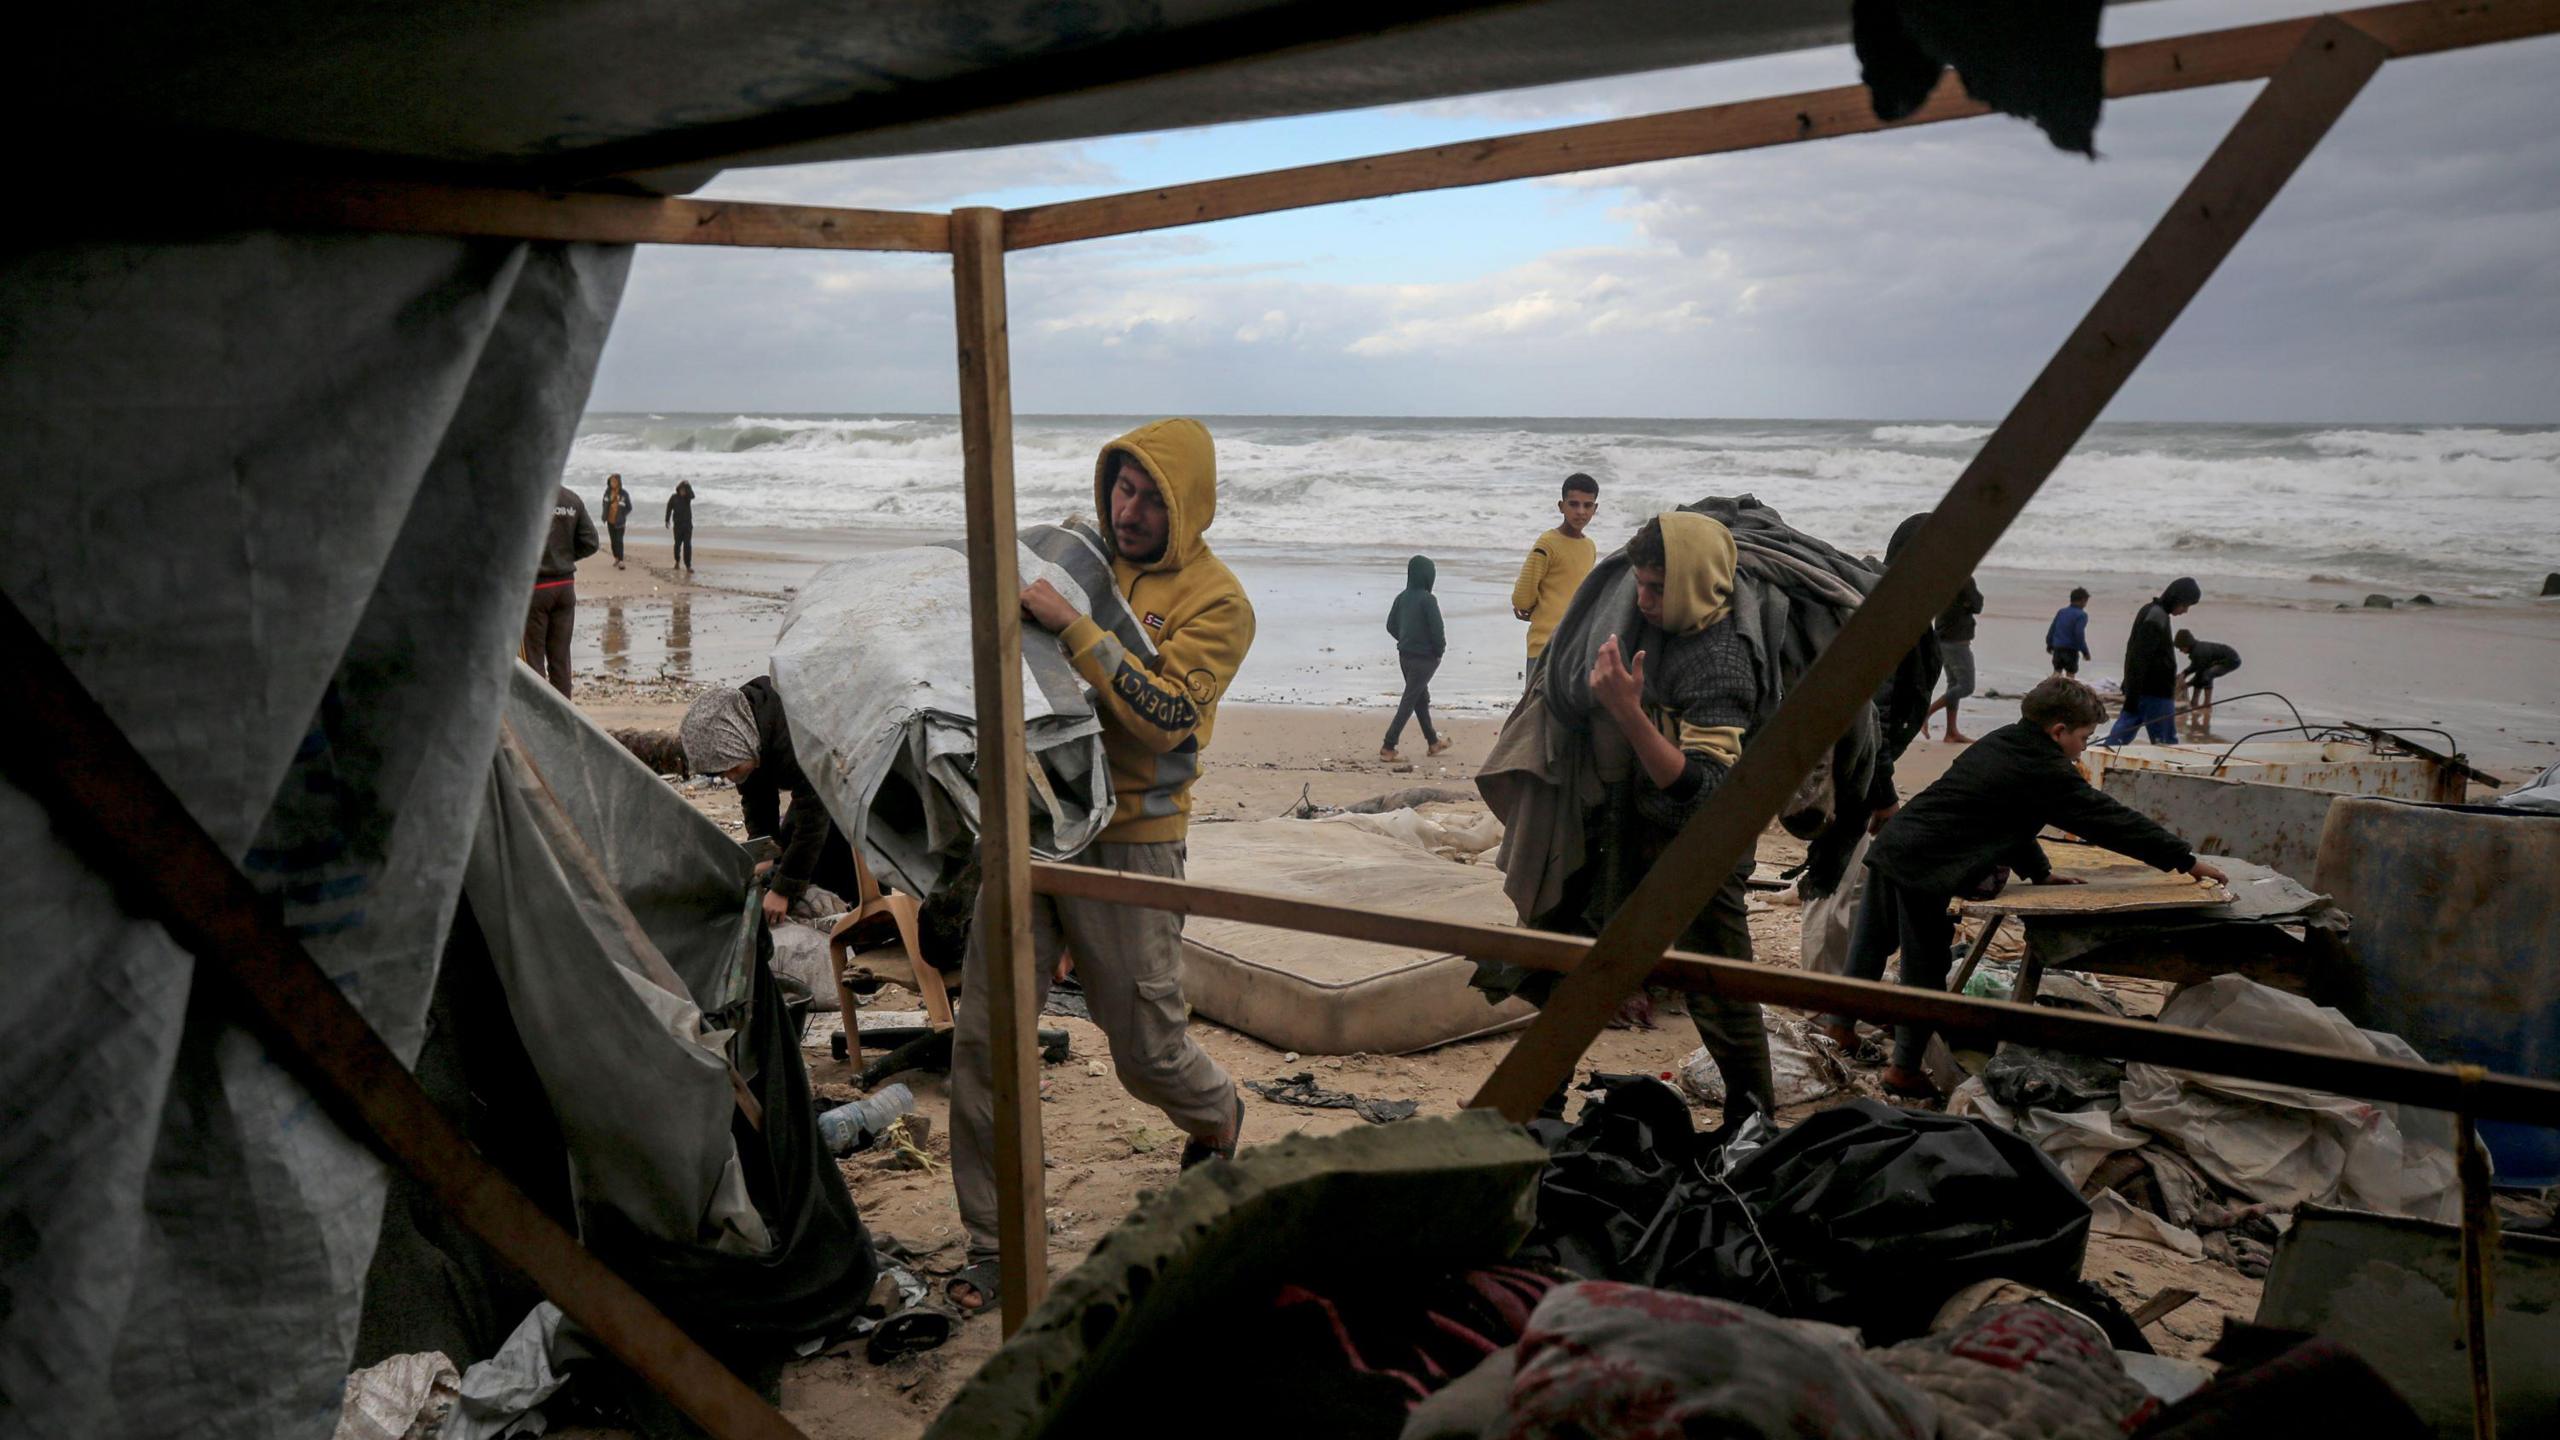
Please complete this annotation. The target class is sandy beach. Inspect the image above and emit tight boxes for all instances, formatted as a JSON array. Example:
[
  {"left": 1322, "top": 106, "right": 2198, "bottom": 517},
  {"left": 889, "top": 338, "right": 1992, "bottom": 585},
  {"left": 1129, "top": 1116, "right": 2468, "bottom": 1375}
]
[{"left": 537, "top": 521, "right": 2556, "bottom": 1438}]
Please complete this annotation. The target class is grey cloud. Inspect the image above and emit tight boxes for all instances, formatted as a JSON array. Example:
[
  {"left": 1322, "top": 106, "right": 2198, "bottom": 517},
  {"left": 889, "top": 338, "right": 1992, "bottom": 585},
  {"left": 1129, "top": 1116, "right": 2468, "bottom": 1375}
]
[{"left": 591, "top": 13, "right": 2560, "bottom": 422}]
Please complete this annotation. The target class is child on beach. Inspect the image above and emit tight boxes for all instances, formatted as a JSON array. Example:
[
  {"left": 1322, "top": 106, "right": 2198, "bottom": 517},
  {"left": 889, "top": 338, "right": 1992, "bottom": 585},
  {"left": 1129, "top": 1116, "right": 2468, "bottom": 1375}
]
[
  {"left": 1381, "top": 555, "right": 1450, "bottom": 761},
  {"left": 1853, "top": 676, "right": 2228, "bottom": 1097},
  {"left": 1922, "top": 573, "right": 1984, "bottom": 742},
  {"left": 2045, "top": 587, "right": 2092, "bottom": 675},
  {"left": 1511, "top": 473, "right": 1599, "bottom": 691},
  {"left": 2176, "top": 630, "right": 2243, "bottom": 738}
]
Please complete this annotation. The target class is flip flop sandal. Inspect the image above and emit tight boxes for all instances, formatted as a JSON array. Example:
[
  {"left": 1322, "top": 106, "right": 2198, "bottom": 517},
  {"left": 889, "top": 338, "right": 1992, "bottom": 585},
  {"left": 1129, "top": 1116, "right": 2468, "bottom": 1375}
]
[
  {"left": 866, "top": 1306, "right": 956, "bottom": 1363},
  {"left": 944, "top": 1259, "right": 1001, "bottom": 1317},
  {"left": 1179, "top": 1091, "right": 1246, "bottom": 1171}
]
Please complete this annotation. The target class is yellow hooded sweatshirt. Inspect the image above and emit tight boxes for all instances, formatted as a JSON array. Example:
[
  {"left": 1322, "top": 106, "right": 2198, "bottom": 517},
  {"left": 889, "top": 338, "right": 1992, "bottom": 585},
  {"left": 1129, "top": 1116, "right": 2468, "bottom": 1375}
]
[
  {"left": 1055, "top": 419, "right": 1257, "bottom": 843},
  {"left": 1646, "top": 511, "right": 1744, "bottom": 768}
]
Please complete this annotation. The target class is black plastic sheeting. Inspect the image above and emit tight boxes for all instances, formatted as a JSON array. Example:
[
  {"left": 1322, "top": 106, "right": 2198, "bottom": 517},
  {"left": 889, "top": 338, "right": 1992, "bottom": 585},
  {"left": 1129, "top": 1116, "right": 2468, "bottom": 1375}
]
[{"left": 1519, "top": 1082, "right": 2095, "bottom": 1342}]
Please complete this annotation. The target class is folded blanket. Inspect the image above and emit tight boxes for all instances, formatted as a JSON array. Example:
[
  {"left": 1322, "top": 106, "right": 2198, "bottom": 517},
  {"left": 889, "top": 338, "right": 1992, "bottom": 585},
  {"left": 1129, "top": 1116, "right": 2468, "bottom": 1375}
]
[{"left": 771, "top": 520, "right": 1133, "bottom": 897}]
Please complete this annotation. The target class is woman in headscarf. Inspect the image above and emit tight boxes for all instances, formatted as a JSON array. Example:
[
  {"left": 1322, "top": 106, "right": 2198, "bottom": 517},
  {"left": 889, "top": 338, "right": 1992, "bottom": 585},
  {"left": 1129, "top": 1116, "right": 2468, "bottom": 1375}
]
[
  {"left": 1583, "top": 511, "right": 1775, "bottom": 1122},
  {"left": 682, "top": 678, "right": 851, "bottom": 925}
]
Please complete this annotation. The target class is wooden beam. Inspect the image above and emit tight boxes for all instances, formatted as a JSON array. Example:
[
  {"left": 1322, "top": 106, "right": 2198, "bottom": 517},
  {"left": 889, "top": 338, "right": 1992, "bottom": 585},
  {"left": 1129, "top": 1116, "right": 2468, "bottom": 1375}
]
[
  {"left": 0, "top": 601, "right": 804, "bottom": 1439},
  {"left": 949, "top": 205, "right": 1047, "bottom": 1334},
  {"left": 1002, "top": 0, "right": 2557, "bottom": 250},
  {"left": 208, "top": 177, "right": 951, "bottom": 251},
  {"left": 1030, "top": 862, "right": 2560, "bottom": 1128},
  {"left": 1467, "top": 19, "right": 2392, "bottom": 1123}
]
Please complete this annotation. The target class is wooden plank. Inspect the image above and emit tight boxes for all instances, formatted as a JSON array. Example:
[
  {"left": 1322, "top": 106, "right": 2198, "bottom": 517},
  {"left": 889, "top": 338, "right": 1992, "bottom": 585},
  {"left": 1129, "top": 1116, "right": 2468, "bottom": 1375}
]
[
  {"left": 1466, "top": 19, "right": 2393, "bottom": 1124},
  {"left": 1028, "top": 860, "right": 2560, "bottom": 1127},
  {"left": 1002, "top": 0, "right": 2557, "bottom": 250},
  {"left": 0, "top": 599, "right": 804, "bottom": 1439},
  {"left": 210, "top": 177, "right": 951, "bottom": 251},
  {"left": 949, "top": 205, "right": 1047, "bottom": 1335}
]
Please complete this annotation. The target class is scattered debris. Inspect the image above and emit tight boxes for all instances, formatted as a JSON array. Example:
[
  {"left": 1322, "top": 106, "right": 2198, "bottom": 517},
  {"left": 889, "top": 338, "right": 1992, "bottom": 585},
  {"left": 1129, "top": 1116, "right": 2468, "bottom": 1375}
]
[
  {"left": 1678, "top": 1016, "right": 1847, "bottom": 1108},
  {"left": 1243, "top": 1072, "right": 1420, "bottom": 1124},
  {"left": 333, "top": 1352, "right": 459, "bottom": 1440}
]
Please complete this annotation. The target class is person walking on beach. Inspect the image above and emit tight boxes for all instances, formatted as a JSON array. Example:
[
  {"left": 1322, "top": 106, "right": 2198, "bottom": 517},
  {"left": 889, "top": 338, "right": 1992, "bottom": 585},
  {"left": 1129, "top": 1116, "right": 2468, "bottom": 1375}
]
[
  {"left": 947, "top": 418, "right": 1253, "bottom": 1316},
  {"left": 1922, "top": 573, "right": 1984, "bottom": 742},
  {"left": 1511, "top": 473, "right": 1599, "bottom": 692},
  {"left": 1853, "top": 677, "right": 2226, "bottom": 1097},
  {"left": 599, "top": 473, "right": 632, "bottom": 569},
  {"left": 2176, "top": 630, "right": 2243, "bottom": 738},
  {"left": 2046, "top": 587, "right": 2092, "bottom": 676},
  {"left": 523, "top": 482, "right": 598, "bottom": 697},
  {"left": 664, "top": 480, "right": 696, "bottom": 572},
  {"left": 2102, "top": 577, "right": 2200, "bottom": 746},
  {"left": 1381, "top": 555, "right": 1450, "bottom": 762}
]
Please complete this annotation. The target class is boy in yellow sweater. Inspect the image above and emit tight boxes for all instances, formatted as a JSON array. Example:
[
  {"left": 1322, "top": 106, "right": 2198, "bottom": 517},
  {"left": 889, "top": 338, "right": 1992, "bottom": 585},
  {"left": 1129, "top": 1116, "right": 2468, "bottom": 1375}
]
[{"left": 1511, "top": 473, "right": 1599, "bottom": 689}]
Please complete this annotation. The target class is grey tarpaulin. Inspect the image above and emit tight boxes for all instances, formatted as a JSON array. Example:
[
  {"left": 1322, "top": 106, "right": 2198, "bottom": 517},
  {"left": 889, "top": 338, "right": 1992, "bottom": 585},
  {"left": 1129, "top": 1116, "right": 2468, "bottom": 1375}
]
[
  {"left": 468, "top": 666, "right": 770, "bottom": 1254},
  {"left": 770, "top": 519, "right": 1133, "bottom": 897},
  {"left": 0, "top": 233, "right": 629, "bottom": 1437}
]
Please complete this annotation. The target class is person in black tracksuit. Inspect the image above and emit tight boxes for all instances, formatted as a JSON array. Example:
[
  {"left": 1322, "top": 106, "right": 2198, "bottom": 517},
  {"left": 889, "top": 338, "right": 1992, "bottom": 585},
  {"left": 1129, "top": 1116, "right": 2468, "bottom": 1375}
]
[
  {"left": 665, "top": 480, "right": 697, "bottom": 571},
  {"left": 1855, "top": 676, "right": 2227, "bottom": 1096},
  {"left": 523, "top": 483, "right": 599, "bottom": 697},
  {"left": 1381, "top": 554, "right": 1449, "bottom": 761}
]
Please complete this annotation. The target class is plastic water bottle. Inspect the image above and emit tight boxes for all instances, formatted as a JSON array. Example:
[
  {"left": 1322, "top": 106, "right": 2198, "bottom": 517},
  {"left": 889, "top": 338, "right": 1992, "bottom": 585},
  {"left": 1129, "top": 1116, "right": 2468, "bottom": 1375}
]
[{"left": 817, "top": 1084, "right": 916, "bottom": 1155}]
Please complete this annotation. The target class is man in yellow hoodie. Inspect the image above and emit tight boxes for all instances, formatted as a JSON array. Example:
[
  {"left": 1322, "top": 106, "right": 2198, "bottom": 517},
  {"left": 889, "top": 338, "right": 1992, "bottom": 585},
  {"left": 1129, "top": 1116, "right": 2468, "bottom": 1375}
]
[
  {"left": 947, "top": 418, "right": 1255, "bottom": 1314},
  {"left": 1511, "top": 473, "right": 1599, "bottom": 690}
]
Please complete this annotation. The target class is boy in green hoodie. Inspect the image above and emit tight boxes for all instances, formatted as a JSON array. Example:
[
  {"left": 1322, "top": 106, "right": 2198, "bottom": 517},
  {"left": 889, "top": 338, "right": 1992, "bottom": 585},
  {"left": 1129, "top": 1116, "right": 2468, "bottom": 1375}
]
[{"left": 1381, "top": 554, "right": 1450, "bottom": 761}]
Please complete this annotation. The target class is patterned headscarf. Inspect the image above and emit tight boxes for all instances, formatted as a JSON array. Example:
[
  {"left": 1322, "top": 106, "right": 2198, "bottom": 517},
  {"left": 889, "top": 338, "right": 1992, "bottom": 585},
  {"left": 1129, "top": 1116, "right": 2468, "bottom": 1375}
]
[{"left": 680, "top": 685, "right": 759, "bottom": 774}]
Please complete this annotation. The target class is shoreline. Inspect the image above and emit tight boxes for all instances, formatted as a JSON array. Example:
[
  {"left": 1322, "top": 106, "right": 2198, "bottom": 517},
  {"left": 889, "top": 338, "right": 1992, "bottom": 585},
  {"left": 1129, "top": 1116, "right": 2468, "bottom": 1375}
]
[{"left": 564, "top": 524, "right": 2560, "bottom": 778}]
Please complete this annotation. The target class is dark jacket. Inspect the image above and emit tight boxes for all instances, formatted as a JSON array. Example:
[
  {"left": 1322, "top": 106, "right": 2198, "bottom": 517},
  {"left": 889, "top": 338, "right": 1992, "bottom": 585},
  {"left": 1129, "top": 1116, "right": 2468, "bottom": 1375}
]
[
  {"left": 538, "top": 485, "right": 599, "bottom": 581},
  {"left": 2045, "top": 604, "right": 2090, "bottom": 658},
  {"left": 1867, "top": 720, "right": 2195, "bottom": 896},
  {"left": 2121, "top": 578, "right": 2198, "bottom": 700},
  {"left": 1934, "top": 577, "right": 1983, "bottom": 643},
  {"left": 735, "top": 676, "right": 834, "bottom": 899},
  {"left": 1865, "top": 514, "right": 1946, "bottom": 814},
  {"left": 2182, "top": 639, "right": 2241, "bottom": 680},
  {"left": 1385, "top": 555, "right": 1447, "bottom": 657},
  {"left": 601, "top": 484, "right": 633, "bottom": 528},
  {"left": 665, "top": 484, "right": 695, "bottom": 531}
]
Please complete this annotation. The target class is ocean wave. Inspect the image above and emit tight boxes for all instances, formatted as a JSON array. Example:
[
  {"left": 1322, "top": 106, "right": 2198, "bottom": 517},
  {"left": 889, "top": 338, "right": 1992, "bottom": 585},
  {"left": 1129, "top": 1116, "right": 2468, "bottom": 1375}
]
[
  {"left": 2306, "top": 427, "right": 2560, "bottom": 463},
  {"left": 562, "top": 415, "right": 2560, "bottom": 592},
  {"left": 1871, "top": 423, "right": 1994, "bottom": 445}
]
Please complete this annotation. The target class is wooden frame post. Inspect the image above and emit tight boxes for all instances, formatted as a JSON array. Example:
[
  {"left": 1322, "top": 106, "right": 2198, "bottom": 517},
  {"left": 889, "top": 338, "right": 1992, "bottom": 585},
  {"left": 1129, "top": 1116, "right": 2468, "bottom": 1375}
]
[
  {"left": 950, "top": 204, "right": 1048, "bottom": 1332},
  {"left": 1469, "top": 17, "right": 2391, "bottom": 1121}
]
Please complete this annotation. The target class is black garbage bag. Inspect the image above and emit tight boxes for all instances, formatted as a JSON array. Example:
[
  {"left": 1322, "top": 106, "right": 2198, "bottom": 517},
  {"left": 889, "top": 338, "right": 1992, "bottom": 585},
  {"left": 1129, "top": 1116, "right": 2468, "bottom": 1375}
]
[
  {"left": 1515, "top": 1077, "right": 1711, "bottom": 1283},
  {"left": 1673, "top": 1099, "right": 2091, "bottom": 1342},
  {"left": 1982, "top": 1044, "right": 2126, "bottom": 1114}
]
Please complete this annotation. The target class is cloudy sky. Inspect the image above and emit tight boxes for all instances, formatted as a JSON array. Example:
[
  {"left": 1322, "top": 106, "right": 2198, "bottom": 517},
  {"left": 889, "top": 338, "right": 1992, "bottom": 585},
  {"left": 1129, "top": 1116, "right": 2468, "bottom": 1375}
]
[{"left": 588, "top": 0, "right": 2560, "bottom": 423}]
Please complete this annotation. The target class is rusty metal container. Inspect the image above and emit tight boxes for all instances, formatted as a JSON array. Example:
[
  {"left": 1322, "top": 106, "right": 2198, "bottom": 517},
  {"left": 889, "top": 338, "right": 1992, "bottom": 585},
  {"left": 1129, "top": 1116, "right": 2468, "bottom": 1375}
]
[
  {"left": 2315, "top": 797, "right": 2560, "bottom": 1187},
  {"left": 2086, "top": 739, "right": 2465, "bottom": 801}
]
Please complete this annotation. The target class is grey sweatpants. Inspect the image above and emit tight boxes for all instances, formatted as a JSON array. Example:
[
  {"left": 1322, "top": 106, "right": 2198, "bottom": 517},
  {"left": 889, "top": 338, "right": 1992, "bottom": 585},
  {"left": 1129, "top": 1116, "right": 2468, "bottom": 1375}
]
[{"left": 950, "top": 839, "right": 1235, "bottom": 1260}]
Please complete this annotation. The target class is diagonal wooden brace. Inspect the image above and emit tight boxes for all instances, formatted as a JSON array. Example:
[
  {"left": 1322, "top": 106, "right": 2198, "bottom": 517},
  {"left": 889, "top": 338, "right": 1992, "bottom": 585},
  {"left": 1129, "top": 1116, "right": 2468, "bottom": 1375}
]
[
  {"left": 1469, "top": 17, "right": 2391, "bottom": 1121},
  {"left": 0, "top": 595, "right": 806, "bottom": 1439}
]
